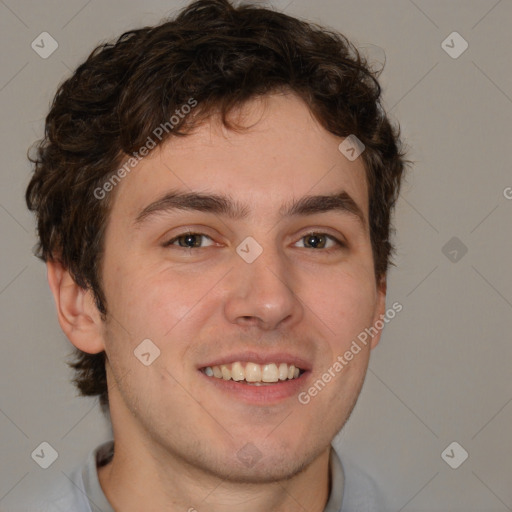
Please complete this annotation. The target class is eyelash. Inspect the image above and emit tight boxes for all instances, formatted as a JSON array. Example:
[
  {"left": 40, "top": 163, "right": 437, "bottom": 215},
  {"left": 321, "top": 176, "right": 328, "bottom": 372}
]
[{"left": 162, "top": 231, "right": 346, "bottom": 252}]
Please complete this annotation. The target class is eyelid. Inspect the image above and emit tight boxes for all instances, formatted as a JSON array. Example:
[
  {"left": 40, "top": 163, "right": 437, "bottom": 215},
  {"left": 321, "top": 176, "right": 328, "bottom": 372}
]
[
  {"left": 160, "top": 224, "right": 219, "bottom": 243},
  {"left": 295, "top": 225, "right": 347, "bottom": 243}
]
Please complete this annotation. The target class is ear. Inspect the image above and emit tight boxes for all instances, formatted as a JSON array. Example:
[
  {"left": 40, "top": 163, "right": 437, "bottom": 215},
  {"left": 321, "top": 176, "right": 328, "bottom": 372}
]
[
  {"left": 369, "top": 275, "right": 387, "bottom": 350},
  {"left": 46, "top": 260, "right": 105, "bottom": 354}
]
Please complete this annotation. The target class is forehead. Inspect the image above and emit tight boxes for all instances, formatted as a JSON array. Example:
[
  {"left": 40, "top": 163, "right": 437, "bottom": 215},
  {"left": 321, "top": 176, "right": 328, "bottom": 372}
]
[{"left": 109, "top": 92, "right": 369, "bottom": 226}]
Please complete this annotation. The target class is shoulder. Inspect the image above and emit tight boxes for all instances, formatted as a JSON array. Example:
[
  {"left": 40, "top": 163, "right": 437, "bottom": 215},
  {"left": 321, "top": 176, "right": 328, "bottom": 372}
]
[
  {"left": 2, "top": 460, "right": 91, "bottom": 512},
  {"left": 340, "top": 455, "right": 383, "bottom": 512}
]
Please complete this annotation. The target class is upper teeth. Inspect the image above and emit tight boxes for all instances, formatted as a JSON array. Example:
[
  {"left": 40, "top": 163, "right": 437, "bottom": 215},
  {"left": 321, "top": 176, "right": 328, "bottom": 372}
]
[{"left": 203, "top": 362, "right": 301, "bottom": 382}]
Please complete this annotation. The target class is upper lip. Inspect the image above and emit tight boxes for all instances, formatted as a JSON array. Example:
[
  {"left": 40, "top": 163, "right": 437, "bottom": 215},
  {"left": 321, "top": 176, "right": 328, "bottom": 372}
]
[{"left": 198, "top": 350, "right": 312, "bottom": 371}]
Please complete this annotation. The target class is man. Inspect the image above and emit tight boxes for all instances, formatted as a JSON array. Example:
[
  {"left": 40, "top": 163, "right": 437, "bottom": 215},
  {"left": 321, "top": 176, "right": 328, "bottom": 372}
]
[{"left": 18, "top": 0, "right": 407, "bottom": 510}]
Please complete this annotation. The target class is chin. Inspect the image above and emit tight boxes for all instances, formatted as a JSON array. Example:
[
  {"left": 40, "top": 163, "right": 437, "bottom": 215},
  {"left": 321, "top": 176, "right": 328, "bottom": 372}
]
[
  {"left": 210, "top": 450, "right": 315, "bottom": 484},
  {"left": 192, "top": 437, "right": 325, "bottom": 484}
]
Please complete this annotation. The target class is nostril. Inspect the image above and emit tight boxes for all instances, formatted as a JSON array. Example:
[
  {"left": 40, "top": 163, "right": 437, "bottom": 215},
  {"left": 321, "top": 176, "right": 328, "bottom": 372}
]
[{"left": 238, "top": 316, "right": 258, "bottom": 325}]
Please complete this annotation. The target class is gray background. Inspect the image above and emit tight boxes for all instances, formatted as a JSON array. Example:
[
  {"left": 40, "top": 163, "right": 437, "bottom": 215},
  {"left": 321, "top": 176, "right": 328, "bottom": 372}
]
[{"left": 1, "top": 0, "right": 511, "bottom": 510}]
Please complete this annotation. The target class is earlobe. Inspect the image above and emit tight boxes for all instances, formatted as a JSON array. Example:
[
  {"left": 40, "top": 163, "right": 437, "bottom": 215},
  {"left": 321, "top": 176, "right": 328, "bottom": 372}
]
[
  {"left": 370, "top": 276, "right": 387, "bottom": 350},
  {"left": 46, "top": 260, "right": 105, "bottom": 354}
]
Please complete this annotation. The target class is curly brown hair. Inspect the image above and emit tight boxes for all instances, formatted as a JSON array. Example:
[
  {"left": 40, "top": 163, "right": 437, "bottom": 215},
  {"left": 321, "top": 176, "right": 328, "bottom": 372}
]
[{"left": 26, "top": 0, "right": 408, "bottom": 413}]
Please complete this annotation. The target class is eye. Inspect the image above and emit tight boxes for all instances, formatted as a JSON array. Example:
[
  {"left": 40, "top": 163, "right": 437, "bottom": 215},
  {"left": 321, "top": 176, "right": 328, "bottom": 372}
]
[
  {"left": 163, "top": 232, "right": 215, "bottom": 249},
  {"left": 162, "top": 231, "right": 344, "bottom": 251},
  {"left": 294, "top": 232, "right": 345, "bottom": 250}
]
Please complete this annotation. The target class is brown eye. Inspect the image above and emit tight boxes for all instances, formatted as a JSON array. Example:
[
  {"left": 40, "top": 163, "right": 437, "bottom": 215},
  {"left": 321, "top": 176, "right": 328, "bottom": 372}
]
[
  {"left": 295, "top": 233, "right": 344, "bottom": 250},
  {"left": 164, "top": 233, "right": 214, "bottom": 248}
]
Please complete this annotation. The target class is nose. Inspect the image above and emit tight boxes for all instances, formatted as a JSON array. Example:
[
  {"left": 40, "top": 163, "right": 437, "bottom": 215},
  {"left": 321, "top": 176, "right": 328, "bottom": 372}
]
[{"left": 223, "top": 242, "right": 304, "bottom": 331}]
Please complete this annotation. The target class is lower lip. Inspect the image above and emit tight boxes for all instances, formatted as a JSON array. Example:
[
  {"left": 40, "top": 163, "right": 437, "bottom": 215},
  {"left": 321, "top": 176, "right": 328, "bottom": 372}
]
[{"left": 198, "top": 370, "right": 310, "bottom": 405}]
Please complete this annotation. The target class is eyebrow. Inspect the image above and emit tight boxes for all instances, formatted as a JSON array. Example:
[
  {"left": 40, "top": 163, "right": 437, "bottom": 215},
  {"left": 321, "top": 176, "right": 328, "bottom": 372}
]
[{"left": 133, "top": 189, "right": 366, "bottom": 228}]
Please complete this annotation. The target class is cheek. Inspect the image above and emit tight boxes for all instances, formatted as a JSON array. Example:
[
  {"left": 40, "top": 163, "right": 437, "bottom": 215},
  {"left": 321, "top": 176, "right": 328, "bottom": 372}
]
[
  {"left": 140, "top": 272, "right": 219, "bottom": 338},
  {"left": 103, "top": 257, "right": 198, "bottom": 337},
  {"left": 307, "top": 267, "right": 377, "bottom": 344},
  {"left": 105, "top": 269, "right": 223, "bottom": 383}
]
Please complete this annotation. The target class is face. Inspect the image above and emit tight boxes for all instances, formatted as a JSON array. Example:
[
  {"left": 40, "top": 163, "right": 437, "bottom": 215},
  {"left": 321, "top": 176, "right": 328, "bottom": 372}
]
[{"left": 97, "top": 92, "right": 386, "bottom": 483}]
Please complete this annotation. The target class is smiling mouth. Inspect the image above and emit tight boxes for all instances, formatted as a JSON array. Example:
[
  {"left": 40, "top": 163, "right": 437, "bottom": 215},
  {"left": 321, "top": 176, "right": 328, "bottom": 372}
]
[{"left": 200, "top": 361, "right": 305, "bottom": 385}]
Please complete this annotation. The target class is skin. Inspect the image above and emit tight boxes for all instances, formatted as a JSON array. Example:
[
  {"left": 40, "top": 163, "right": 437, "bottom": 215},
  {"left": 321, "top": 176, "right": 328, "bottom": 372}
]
[{"left": 47, "top": 91, "right": 386, "bottom": 512}]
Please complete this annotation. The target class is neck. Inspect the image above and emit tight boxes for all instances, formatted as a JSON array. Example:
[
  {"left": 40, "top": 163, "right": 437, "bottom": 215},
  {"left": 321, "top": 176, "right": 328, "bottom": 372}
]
[{"left": 98, "top": 436, "right": 332, "bottom": 512}]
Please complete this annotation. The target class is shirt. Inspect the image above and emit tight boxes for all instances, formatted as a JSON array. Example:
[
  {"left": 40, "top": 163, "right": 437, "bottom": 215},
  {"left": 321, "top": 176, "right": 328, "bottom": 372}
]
[{"left": 3, "top": 441, "right": 381, "bottom": 511}]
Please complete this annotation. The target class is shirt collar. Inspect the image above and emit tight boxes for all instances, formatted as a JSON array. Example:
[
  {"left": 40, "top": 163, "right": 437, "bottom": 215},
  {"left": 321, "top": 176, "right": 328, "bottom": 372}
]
[{"left": 324, "top": 445, "right": 345, "bottom": 512}]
